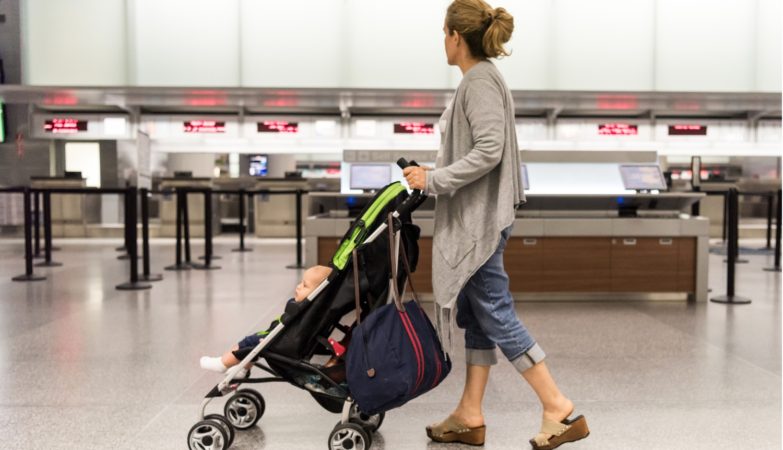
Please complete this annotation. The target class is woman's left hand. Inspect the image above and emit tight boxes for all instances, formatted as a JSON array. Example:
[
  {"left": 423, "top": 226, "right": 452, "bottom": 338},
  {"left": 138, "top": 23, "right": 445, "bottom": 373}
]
[{"left": 403, "top": 166, "right": 431, "bottom": 190}]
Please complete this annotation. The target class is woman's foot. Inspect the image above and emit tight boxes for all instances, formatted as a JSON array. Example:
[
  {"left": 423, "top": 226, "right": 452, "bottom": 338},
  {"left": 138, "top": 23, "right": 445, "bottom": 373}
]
[
  {"left": 426, "top": 414, "right": 486, "bottom": 446},
  {"left": 542, "top": 396, "right": 573, "bottom": 424},
  {"left": 448, "top": 409, "right": 485, "bottom": 429}
]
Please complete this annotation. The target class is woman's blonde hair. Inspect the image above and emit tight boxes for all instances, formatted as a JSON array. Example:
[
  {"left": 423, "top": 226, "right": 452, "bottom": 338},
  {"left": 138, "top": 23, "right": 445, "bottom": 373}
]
[{"left": 446, "top": 0, "right": 513, "bottom": 59}]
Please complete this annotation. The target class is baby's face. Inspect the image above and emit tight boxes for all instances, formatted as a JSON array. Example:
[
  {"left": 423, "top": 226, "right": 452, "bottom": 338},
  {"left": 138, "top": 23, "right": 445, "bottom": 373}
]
[{"left": 294, "top": 266, "right": 331, "bottom": 301}]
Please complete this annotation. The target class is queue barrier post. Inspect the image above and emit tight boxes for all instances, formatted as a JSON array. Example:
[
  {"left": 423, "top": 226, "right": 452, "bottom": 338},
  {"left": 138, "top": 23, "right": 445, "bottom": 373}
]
[
  {"left": 140, "top": 187, "right": 162, "bottom": 282},
  {"left": 35, "top": 190, "right": 62, "bottom": 267},
  {"left": 116, "top": 186, "right": 151, "bottom": 290},
  {"left": 166, "top": 189, "right": 191, "bottom": 271},
  {"left": 711, "top": 188, "right": 751, "bottom": 304},
  {"left": 191, "top": 188, "right": 220, "bottom": 270},
  {"left": 764, "top": 189, "right": 782, "bottom": 273},
  {"left": 232, "top": 189, "right": 252, "bottom": 253},
  {"left": 286, "top": 189, "right": 306, "bottom": 270},
  {"left": 13, "top": 187, "right": 46, "bottom": 282}
]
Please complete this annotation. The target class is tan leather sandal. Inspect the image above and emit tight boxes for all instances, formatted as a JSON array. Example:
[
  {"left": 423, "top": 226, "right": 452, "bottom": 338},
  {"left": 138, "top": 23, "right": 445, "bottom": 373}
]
[
  {"left": 529, "top": 415, "right": 589, "bottom": 450},
  {"left": 426, "top": 415, "right": 486, "bottom": 446}
]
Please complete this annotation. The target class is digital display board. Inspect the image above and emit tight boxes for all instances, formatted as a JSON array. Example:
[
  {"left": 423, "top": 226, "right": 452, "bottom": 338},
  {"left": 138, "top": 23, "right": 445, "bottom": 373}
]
[
  {"left": 350, "top": 164, "right": 392, "bottom": 191},
  {"left": 249, "top": 155, "right": 268, "bottom": 177},
  {"left": 257, "top": 121, "right": 298, "bottom": 133},
  {"left": 668, "top": 124, "right": 708, "bottom": 136},
  {"left": 619, "top": 165, "right": 668, "bottom": 191},
  {"left": 44, "top": 118, "right": 88, "bottom": 134},
  {"left": 394, "top": 122, "right": 435, "bottom": 135},
  {"left": 598, "top": 123, "right": 638, "bottom": 136},
  {"left": 183, "top": 120, "right": 225, "bottom": 133}
]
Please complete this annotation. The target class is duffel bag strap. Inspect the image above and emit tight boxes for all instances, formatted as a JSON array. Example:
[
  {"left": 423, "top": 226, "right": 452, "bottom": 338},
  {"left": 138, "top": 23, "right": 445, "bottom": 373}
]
[
  {"left": 387, "top": 214, "right": 404, "bottom": 312},
  {"left": 352, "top": 249, "right": 362, "bottom": 325},
  {"left": 397, "top": 232, "right": 422, "bottom": 308}
]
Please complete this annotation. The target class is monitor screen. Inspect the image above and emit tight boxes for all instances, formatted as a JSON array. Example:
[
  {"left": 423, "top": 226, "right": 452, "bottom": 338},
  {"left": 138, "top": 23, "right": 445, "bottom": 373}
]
[
  {"left": 249, "top": 155, "right": 268, "bottom": 177},
  {"left": 520, "top": 164, "right": 530, "bottom": 190},
  {"left": 350, "top": 164, "right": 391, "bottom": 191},
  {"left": 619, "top": 165, "right": 667, "bottom": 191}
]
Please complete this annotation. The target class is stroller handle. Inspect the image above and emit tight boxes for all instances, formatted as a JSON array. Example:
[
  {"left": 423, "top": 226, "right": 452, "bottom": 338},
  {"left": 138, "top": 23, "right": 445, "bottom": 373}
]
[{"left": 397, "top": 158, "right": 429, "bottom": 216}]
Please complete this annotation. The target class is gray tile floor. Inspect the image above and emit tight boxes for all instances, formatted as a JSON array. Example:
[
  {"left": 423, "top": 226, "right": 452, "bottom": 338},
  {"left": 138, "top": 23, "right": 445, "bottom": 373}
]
[{"left": 0, "top": 237, "right": 779, "bottom": 449}]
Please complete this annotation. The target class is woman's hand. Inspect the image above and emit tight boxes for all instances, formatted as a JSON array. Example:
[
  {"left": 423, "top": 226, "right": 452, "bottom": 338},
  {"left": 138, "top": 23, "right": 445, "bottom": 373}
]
[{"left": 403, "top": 166, "right": 432, "bottom": 190}]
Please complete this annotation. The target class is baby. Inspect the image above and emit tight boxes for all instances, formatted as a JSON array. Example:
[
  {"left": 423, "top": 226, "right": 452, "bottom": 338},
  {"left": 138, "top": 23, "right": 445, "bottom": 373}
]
[{"left": 200, "top": 265, "right": 333, "bottom": 376}]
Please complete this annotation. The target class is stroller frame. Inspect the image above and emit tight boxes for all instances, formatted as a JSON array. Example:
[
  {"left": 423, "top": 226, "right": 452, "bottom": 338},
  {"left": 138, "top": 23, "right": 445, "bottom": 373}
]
[{"left": 188, "top": 160, "right": 427, "bottom": 450}]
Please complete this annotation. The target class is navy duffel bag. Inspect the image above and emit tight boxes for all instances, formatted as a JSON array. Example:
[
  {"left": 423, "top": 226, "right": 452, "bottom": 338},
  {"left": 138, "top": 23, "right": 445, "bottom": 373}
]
[{"left": 346, "top": 217, "right": 451, "bottom": 415}]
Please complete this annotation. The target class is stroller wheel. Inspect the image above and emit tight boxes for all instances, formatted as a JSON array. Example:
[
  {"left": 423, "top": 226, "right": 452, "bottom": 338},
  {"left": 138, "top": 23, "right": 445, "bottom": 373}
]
[
  {"left": 349, "top": 404, "right": 385, "bottom": 433},
  {"left": 328, "top": 422, "right": 372, "bottom": 450},
  {"left": 224, "top": 390, "right": 264, "bottom": 430},
  {"left": 204, "top": 414, "right": 235, "bottom": 448},
  {"left": 240, "top": 389, "right": 265, "bottom": 411},
  {"left": 187, "top": 419, "right": 229, "bottom": 450}
]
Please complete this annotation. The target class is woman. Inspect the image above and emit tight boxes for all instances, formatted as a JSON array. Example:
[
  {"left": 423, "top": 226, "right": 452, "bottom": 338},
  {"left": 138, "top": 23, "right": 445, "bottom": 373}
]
[{"left": 403, "top": 1, "right": 589, "bottom": 449}]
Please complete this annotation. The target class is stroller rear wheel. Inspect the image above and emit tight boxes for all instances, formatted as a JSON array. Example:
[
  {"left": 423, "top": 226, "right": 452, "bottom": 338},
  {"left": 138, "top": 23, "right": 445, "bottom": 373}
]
[
  {"left": 349, "top": 403, "right": 385, "bottom": 433},
  {"left": 224, "top": 390, "right": 265, "bottom": 430},
  {"left": 204, "top": 414, "right": 235, "bottom": 448},
  {"left": 328, "top": 422, "right": 372, "bottom": 450},
  {"left": 187, "top": 419, "right": 229, "bottom": 450}
]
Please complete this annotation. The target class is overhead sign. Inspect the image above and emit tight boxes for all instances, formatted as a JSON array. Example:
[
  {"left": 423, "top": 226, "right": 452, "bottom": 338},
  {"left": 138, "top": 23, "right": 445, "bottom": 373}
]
[
  {"left": 43, "top": 118, "right": 88, "bottom": 134},
  {"left": 394, "top": 122, "right": 435, "bottom": 135},
  {"left": 257, "top": 121, "right": 299, "bottom": 133},
  {"left": 668, "top": 124, "right": 708, "bottom": 136},
  {"left": 598, "top": 123, "right": 638, "bottom": 136},
  {"left": 183, "top": 120, "right": 225, "bottom": 133}
]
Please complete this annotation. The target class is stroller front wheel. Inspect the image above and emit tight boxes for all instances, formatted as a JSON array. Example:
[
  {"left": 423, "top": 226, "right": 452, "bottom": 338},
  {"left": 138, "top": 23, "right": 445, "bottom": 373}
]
[
  {"left": 349, "top": 403, "right": 385, "bottom": 433},
  {"left": 328, "top": 422, "right": 372, "bottom": 450}
]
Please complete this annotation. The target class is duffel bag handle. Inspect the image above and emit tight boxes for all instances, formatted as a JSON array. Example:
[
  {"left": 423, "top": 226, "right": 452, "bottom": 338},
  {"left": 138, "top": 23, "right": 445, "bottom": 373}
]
[{"left": 388, "top": 214, "right": 405, "bottom": 312}]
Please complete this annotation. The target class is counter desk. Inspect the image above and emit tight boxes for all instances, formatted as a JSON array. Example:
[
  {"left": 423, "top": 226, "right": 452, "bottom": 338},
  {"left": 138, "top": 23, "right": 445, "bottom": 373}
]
[{"left": 305, "top": 193, "right": 709, "bottom": 302}]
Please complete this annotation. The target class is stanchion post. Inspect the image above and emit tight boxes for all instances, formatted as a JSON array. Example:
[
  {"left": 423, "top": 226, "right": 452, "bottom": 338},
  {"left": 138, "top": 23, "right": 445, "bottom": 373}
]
[
  {"left": 764, "top": 189, "right": 781, "bottom": 273},
  {"left": 722, "top": 191, "right": 728, "bottom": 242},
  {"left": 166, "top": 189, "right": 190, "bottom": 271},
  {"left": 712, "top": 188, "right": 751, "bottom": 304},
  {"left": 183, "top": 189, "right": 192, "bottom": 263},
  {"left": 13, "top": 187, "right": 46, "bottom": 282},
  {"left": 286, "top": 189, "right": 305, "bottom": 270},
  {"left": 140, "top": 188, "right": 162, "bottom": 282},
  {"left": 33, "top": 191, "right": 41, "bottom": 258},
  {"left": 232, "top": 189, "right": 252, "bottom": 253},
  {"left": 36, "top": 190, "right": 61, "bottom": 267},
  {"left": 766, "top": 192, "right": 774, "bottom": 249},
  {"left": 192, "top": 189, "right": 220, "bottom": 270},
  {"left": 117, "top": 189, "right": 139, "bottom": 260},
  {"left": 117, "top": 186, "right": 151, "bottom": 290}
]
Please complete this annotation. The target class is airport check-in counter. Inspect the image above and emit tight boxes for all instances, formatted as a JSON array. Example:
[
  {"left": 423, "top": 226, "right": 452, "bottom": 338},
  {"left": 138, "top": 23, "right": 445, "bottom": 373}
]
[
  {"left": 30, "top": 177, "right": 87, "bottom": 237},
  {"left": 305, "top": 192, "right": 709, "bottom": 303},
  {"left": 159, "top": 177, "right": 213, "bottom": 237},
  {"left": 253, "top": 178, "right": 309, "bottom": 238}
]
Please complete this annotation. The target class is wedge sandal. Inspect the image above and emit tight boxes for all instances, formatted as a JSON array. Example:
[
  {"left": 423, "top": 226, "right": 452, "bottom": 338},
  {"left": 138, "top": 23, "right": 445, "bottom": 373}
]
[
  {"left": 426, "top": 416, "right": 486, "bottom": 446},
  {"left": 529, "top": 415, "right": 589, "bottom": 450}
]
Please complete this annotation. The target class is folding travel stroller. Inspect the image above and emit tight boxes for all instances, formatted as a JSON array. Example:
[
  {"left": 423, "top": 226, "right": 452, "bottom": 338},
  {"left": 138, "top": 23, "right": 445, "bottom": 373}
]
[{"left": 187, "top": 162, "right": 428, "bottom": 450}]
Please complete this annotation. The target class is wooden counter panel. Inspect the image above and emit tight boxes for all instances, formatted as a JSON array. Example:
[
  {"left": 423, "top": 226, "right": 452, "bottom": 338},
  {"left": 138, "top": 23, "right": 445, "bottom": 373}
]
[
  {"left": 410, "top": 237, "right": 433, "bottom": 293},
  {"left": 677, "top": 238, "right": 696, "bottom": 292},
  {"left": 317, "top": 237, "right": 341, "bottom": 266},
  {"left": 537, "top": 238, "right": 613, "bottom": 292},
  {"left": 506, "top": 237, "right": 547, "bottom": 292},
  {"left": 611, "top": 238, "right": 679, "bottom": 292}
]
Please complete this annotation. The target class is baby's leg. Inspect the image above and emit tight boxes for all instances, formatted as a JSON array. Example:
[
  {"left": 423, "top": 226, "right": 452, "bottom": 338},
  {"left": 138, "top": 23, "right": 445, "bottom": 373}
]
[{"left": 221, "top": 345, "right": 241, "bottom": 368}]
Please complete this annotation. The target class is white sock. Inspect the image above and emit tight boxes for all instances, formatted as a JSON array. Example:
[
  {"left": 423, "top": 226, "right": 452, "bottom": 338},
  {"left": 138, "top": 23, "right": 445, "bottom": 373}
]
[{"left": 200, "top": 356, "right": 228, "bottom": 373}]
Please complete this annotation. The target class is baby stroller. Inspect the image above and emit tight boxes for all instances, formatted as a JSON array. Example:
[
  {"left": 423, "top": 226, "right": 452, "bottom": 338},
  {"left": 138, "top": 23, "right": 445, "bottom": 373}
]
[{"left": 187, "top": 160, "right": 428, "bottom": 450}]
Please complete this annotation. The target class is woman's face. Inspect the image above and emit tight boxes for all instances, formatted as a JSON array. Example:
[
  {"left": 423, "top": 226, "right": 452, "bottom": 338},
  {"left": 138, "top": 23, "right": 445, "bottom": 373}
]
[{"left": 443, "top": 22, "right": 459, "bottom": 66}]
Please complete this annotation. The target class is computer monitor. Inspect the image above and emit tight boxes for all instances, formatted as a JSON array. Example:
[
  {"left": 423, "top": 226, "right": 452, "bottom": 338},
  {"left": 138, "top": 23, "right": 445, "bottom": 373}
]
[
  {"left": 350, "top": 164, "right": 391, "bottom": 191},
  {"left": 249, "top": 155, "right": 268, "bottom": 177},
  {"left": 619, "top": 165, "right": 667, "bottom": 191},
  {"left": 520, "top": 164, "right": 530, "bottom": 190}
]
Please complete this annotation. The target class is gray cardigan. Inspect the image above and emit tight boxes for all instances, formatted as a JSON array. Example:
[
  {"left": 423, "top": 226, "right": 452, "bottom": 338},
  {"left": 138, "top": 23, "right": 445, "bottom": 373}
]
[{"left": 426, "top": 60, "right": 524, "bottom": 315}]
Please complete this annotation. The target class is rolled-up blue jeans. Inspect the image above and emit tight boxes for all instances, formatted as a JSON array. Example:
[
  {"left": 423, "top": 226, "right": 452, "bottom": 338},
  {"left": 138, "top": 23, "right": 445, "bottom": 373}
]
[{"left": 456, "top": 225, "right": 546, "bottom": 373}]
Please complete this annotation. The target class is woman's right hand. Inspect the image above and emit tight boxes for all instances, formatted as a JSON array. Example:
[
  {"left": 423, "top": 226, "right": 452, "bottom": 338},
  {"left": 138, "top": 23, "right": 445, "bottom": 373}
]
[{"left": 403, "top": 166, "right": 433, "bottom": 191}]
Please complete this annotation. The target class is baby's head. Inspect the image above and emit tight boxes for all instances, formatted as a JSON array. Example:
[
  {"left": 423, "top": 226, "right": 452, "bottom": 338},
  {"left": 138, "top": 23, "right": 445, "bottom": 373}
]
[{"left": 294, "top": 265, "right": 333, "bottom": 302}]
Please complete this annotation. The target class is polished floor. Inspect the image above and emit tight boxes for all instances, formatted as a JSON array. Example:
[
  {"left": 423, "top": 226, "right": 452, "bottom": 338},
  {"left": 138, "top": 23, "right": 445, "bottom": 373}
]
[{"left": 0, "top": 237, "right": 780, "bottom": 449}]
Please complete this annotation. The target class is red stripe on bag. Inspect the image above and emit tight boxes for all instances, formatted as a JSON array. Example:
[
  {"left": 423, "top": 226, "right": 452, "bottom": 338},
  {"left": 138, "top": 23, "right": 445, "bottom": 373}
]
[
  {"left": 417, "top": 306, "right": 442, "bottom": 389},
  {"left": 404, "top": 313, "right": 426, "bottom": 392},
  {"left": 399, "top": 311, "right": 424, "bottom": 393}
]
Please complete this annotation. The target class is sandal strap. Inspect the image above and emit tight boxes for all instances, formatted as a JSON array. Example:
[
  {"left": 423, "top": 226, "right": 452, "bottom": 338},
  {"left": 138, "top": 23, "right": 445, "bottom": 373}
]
[{"left": 428, "top": 416, "right": 472, "bottom": 436}]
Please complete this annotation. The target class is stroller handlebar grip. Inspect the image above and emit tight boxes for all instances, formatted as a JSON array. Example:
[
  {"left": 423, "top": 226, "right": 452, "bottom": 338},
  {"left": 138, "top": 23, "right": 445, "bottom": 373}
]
[{"left": 396, "top": 158, "right": 428, "bottom": 217}]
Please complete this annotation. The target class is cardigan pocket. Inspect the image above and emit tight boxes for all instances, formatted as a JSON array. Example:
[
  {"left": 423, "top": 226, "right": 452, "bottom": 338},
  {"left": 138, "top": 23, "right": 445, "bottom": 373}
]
[{"left": 434, "top": 225, "right": 477, "bottom": 269}]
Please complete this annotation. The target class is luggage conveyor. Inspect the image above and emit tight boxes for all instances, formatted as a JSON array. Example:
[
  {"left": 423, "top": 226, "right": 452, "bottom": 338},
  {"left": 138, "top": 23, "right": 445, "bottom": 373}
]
[{"left": 305, "top": 192, "right": 709, "bottom": 302}]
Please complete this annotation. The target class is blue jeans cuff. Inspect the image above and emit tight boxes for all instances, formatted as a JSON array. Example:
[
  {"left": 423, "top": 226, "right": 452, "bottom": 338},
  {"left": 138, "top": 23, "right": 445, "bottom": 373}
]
[
  {"left": 466, "top": 348, "right": 498, "bottom": 366},
  {"left": 510, "top": 343, "right": 546, "bottom": 374}
]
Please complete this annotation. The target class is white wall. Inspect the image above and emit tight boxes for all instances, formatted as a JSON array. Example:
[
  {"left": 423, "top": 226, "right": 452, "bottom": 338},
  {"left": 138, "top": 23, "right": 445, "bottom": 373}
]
[
  {"left": 656, "top": 0, "right": 756, "bottom": 91},
  {"left": 241, "top": 0, "right": 343, "bottom": 87},
  {"left": 64, "top": 142, "right": 101, "bottom": 187},
  {"left": 129, "top": 0, "right": 240, "bottom": 86},
  {"left": 22, "top": 0, "right": 127, "bottom": 85},
  {"left": 166, "top": 153, "right": 216, "bottom": 177},
  {"left": 21, "top": 0, "right": 782, "bottom": 92}
]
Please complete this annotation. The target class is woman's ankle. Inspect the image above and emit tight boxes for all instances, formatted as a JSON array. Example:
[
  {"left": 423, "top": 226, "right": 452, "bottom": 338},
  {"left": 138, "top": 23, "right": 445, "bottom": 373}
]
[
  {"left": 451, "top": 407, "right": 485, "bottom": 428},
  {"left": 542, "top": 395, "right": 573, "bottom": 421}
]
